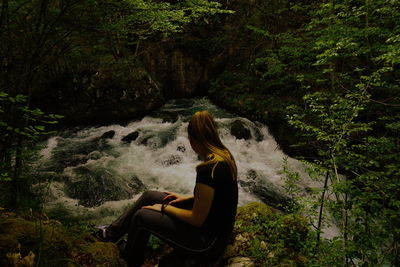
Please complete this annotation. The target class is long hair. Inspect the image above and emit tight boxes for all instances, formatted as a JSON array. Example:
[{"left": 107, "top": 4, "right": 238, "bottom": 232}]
[{"left": 188, "top": 110, "right": 237, "bottom": 180}]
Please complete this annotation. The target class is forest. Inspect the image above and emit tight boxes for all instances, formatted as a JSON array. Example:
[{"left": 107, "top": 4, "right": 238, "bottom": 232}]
[{"left": 0, "top": 0, "right": 399, "bottom": 266}]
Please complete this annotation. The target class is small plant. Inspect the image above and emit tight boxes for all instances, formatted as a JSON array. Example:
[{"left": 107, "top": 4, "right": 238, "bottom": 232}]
[{"left": 233, "top": 202, "right": 310, "bottom": 266}]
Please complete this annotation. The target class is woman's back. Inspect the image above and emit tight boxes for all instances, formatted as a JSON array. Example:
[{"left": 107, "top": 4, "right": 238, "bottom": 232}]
[{"left": 195, "top": 160, "right": 238, "bottom": 237}]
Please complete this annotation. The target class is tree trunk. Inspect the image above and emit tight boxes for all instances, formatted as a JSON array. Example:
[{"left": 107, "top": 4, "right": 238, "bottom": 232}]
[{"left": 315, "top": 170, "right": 330, "bottom": 254}]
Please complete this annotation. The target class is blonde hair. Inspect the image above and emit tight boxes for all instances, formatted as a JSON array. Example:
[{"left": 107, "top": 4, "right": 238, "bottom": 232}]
[{"left": 188, "top": 110, "right": 237, "bottom": 180}]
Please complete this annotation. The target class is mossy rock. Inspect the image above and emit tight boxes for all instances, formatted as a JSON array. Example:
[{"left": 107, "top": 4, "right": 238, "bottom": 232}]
[
  {"left": 78, "top": 241, "right": 126, "bottom": 266},
  {"left": 0, "top": 210, "right": 126, "bottom": 267},
  {"left": 65, "top": 166, "right": 141, "bottom": 207},
  {"left": 121, "top": 131, "right": 139, "bottom": 143},
  {"left": 101, "top": 130, "right": 116, "bottom": 139},
  {"left": 226, "top": 202, "right": 310, "bottom": 266},
  {"left": 44, "top": 136, "right": 112, "bottom": 172},
  {"left": 230, "top": 120, "right": 251, "bottom": 140},
  {"left": 0, "top": 213, "right": 72, "bottom": 266}
]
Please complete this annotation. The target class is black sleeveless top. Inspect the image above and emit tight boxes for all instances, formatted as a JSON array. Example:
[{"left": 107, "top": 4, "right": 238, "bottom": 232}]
[{"left": 195, "top": 161, "right": 238, "bottom": 237}]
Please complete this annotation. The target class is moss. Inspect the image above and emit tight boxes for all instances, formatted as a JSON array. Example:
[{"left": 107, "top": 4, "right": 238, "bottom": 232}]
[
  {"left": 79, "top": 241, "right": 126, "bottom": 266},
  {"left": 0, "top": 209, "right": 126, "bottom": 267},
  {"left": 0, "top": 214, "right": 72, "bottom": 266},
  {"left": 230, "top": 202, "right": 310, "bottom": 266}
]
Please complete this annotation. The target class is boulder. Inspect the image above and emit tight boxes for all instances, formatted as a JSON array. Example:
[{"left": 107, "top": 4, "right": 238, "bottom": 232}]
[
  {"left": 227, "top": 257, "right": 254, "bottom": 267},
  {"left": 43, "top": 136, "right": 112, "bottom": 172},
  {"left": 101, "top": 130, "right": 116, "bottom": 139},
  {"left": 129, "top": 175, "right": 148, "bottom": 195},
  {"left": 121, "top": 131, "right": 139, "bottom": 143},
  {"left": 239, "top": 169, "right": 291, "bottom": 211},
  {"left": 161, "top": 155, "right": 182, "bottom": 167},
  {"left": 39, "top": 59, "right": 165, "bottom": 125},
  {"left": 140, "top": 45, "right": 213, "bottom": 98},
  {"left": 65, "top": 166, "right": 145, "bottom": 207},
  {"left": 230, "top": 120, "right": 251, "bottom": 140},
  {"left": 225, "top": 202, "right": 309, "bottom": 266},
  {"left": 177, "top": 145, "right": 186, "bottom": 153},
  {"left": 0, "top": 210, "right": 126, "bottom": 267}
]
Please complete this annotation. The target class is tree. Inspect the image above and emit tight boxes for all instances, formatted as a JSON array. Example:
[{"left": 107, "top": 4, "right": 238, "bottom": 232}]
[
  {"left": 285, "top": 0, "right": 400, "bottom": 265},
  {"left": 0, "top": 0, "right": 230, "bottom": 209}
]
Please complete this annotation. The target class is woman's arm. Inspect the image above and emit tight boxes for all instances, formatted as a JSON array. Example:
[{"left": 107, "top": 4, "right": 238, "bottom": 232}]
[{"left": 143, "top": 183, "right": 214, "bottom": 227}]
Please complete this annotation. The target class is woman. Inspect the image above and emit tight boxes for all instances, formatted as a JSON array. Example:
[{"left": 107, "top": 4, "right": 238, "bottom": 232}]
[{"left": 97, "top": 110, "right": 238, "bottom": 266}]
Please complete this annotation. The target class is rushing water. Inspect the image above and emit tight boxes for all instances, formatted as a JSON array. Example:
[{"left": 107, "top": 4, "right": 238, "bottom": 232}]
[{"left": 36, "top": 98, "right": 336, "bottom": 236}]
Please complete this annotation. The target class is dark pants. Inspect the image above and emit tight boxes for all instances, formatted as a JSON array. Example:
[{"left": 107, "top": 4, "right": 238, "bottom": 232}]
[{"left": 106, "top": 191, "right": 228, "bottom": 267}]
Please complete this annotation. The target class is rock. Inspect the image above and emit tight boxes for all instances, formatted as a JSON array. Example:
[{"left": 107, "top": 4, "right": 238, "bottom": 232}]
[
  {"left": 129, "top": 175, "right": 147, "bottom": 195},
  {"left": 0, "top": 210, "right": 126, "bottom": 267},
  {"left": 253, "top": 122, "right": 264, "bottom": 142},
  {"left": 83, "top": 241, "right": 126, "bottom": 266},
  {"left": 239, "top": 169, "right": 291, "bottom": 211},
  {"left": 239, "top": 179, "right": 290, "bottom": 211},
  {"left": 177, "top": 145, "right": 186, "bottom": 153},
  {"left": 122, "top": 131, "right": 139, "bottom": 143},
  {"left": 140, "top": 46, "right": 211, "bottom": 98},
  {"left": 230, "top": 120, "right": 251, "bottom": 140},
  {"left": 0, "top": 214, "right": 72, "bottom": 267},
  {"left": 88, "top": 151, "right": 102, "bottom": 160},
  {"left": 161, "top": 114, "right": 179, "bottom": 123},
  {"left": 65, "top": 166, "right": 137, "bottom": 207},
  {"left": 44, "top": 136, "right": 112, "bottom": 172},
  {"left": 225, "top": 202, "right": 309, "bottom": 266},
  {"left": 101, "top": 130, "right": 115, "bottom": 139},
  {"left": 7, "top": 251, "right": 35, "bottom": 267},
  {"left": 161, "top": 155, "right": 182, "bottom": 167},
  {"left": 157, "top": 249, "right": 222, "bottom": 267},
  {"left": 138, "top": 125, "right": 179, "bottom": 149},
  {"left": 39, "top": 60, "right": 165, "bottom": 125},
  {"left": 227, "top": 257, "right": 254, "bottom": 267}
]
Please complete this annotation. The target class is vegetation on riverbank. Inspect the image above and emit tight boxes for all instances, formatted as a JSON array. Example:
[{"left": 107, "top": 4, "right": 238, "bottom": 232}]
[
  {"left": 1, "top": 202, "right": 313, "bottom": 267},
  {"left": 1, "top": 0, "right": 399, "bottom": 266},
  {"left": 208, "top": 1, "right": 400, "bottom": 265}
]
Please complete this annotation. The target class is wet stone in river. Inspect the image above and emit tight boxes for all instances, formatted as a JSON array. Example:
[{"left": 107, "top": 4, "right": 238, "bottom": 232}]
[
  {"left": 66, "top": 166, "right": 137, "bottom": 207},
  {"left": 100, "top": 130, "right": 115, "bottom": 139},
  {"left": 161, "top": 155, "right": 183, "bottom": 167},
  {"left": 230, "top": 120, "right": 251, "bottom": 140},
  {"left": 239, "top": 170, "right": 290, "bottom": 211},
  {"left": 177, "top": 145, "right": 186, "bottom": 153},
  {"left": 121, "top": 131, "right": 139, "bottom": 143}
]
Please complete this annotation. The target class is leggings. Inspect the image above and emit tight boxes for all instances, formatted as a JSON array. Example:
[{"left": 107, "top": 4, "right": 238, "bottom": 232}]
[{"left": 105, "top": 191, "right": 229, "bottom": 267}]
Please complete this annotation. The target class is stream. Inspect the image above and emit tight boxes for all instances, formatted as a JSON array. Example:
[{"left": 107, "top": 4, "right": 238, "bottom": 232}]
[{"left": 36, "top": 98, "right": 336, "bottom": 236}]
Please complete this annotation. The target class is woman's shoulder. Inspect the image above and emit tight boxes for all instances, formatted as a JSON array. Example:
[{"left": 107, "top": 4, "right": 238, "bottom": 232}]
[
  {"left": 198, "top": 160, "right": 230, "bottom": 178},
  {"left": 212, "top": 160, "right": 230, "bottom": 174},
  {"left": 198, "top": 159, "right": 227, "bottom": 169}
]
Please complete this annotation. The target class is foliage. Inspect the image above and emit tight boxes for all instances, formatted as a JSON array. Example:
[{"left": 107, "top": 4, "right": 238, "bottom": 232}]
[
  {"left": 282, "top": 1, "right": 400, "bottom": 266},
  {"left": 208, "top": 0, "right": 400, "bottom": 265},
  {"left": 232, "top": 202, "right": 310, "bottom": 266},
  {"left": 0, "top": 0, "right": 229, "bottom": 210},
  {"left": 0, "top": 91, "right": 62, "bottom": 209}
]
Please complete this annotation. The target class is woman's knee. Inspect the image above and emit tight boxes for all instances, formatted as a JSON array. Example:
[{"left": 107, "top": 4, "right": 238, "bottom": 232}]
[
  {"left": 140, "top": 190, "right": 158, "bottom": 199},
  {"left": 130, "top": 208, "right": 158, "bottom": 227},
  {"left": 137, "top": 190, "right": 166, "bottom": 205}
]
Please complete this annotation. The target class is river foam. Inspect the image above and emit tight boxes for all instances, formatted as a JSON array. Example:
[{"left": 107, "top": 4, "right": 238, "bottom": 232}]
[{"left": 36, "top": 98, "right": 338, "bottom": 237}]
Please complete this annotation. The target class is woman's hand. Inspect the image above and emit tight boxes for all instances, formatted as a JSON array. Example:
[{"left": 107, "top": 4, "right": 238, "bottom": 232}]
[
  {"left": 163, "top": 192, "right": 193, "bottom": 205},
  {"left": 142, "top": 204, "right": 162, "bottom": 212}
]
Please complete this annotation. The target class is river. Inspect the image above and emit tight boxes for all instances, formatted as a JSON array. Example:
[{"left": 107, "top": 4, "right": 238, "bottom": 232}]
[{"left": 37, "top": 98, "right": 332, "bottom": 234}]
